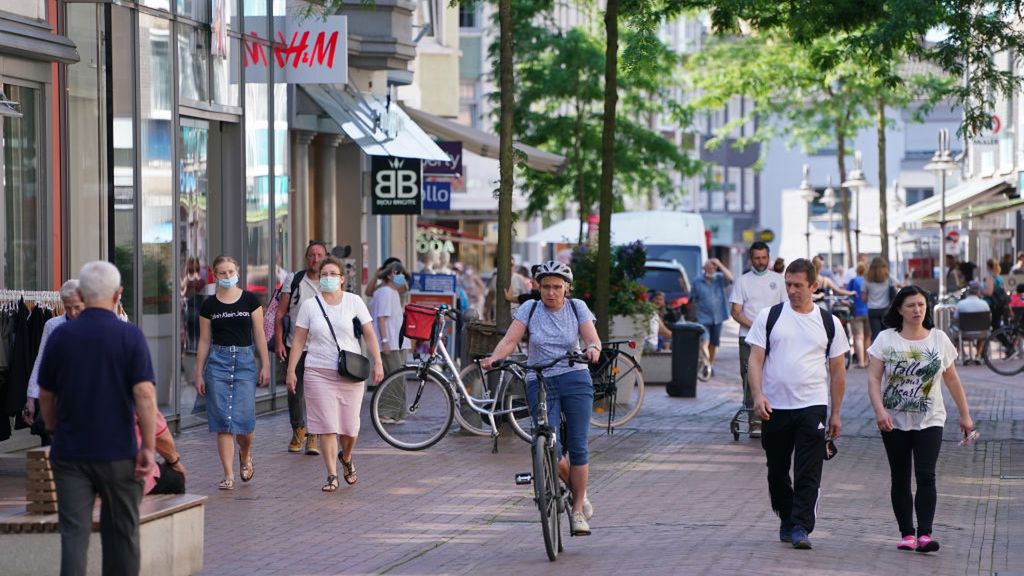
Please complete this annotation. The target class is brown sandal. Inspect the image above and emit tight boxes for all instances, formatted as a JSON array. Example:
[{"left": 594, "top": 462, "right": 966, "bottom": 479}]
[
  {"left": 322, "top": 474, "right": 339, "bottom": 492},
  {"left": 240, "top": 456, "right": 255, "bottom": 482},
  {"left": 342, "top": 458, "right": 357, "bottom": 485}
]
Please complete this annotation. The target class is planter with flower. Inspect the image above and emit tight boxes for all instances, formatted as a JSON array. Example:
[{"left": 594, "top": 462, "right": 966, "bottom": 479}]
[{"left": 571, "top": 240, "right": 655, "bottom": 359}]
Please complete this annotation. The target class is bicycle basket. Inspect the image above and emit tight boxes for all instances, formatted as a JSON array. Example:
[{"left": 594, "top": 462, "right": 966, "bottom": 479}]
[{"left": 400, "top": 304, "right": 438, "bottom": 345}]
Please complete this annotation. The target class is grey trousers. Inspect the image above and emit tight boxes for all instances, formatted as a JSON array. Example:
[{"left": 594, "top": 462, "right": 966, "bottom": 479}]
[{"left": 52, "top": 458, "right": 143, "bottom": 576}]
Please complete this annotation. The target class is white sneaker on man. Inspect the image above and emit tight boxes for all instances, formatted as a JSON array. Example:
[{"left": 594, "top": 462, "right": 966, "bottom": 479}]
[
  {"left": 570, "top": 511, "right": 591, "bottom": 536},
  {"left": 582, "top": 496, "right": 594, "bottom": 520}
]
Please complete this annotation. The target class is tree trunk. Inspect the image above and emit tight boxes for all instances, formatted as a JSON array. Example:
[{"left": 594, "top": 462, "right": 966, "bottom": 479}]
[
  {"left": 836, "top": 116, "right": 853, "bottom": 268},
  {"left": 595, "top": 0, "right": 619, "bottom": 341},
  {"left": 877, "top": 97, "right": 889, "bottom": 263},
  {"left": 576, "top": 97, "right": 587, "bottom": 244},
  {"left": 495, "top": 0, "right": 515, "bottom": 328}
]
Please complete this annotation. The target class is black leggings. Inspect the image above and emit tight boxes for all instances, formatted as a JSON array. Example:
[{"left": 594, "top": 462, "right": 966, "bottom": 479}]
[
  {"left": 881, "top": 426, "right": 943, "bottom": 537},
  {"left": 868, "top": 308, "right": 887, "bottom": 341}
]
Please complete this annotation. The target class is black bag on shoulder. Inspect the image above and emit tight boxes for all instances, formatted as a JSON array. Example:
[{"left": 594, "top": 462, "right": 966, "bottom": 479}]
[{"left": 314, "top": 295, "right": 371, "bottom": 381}]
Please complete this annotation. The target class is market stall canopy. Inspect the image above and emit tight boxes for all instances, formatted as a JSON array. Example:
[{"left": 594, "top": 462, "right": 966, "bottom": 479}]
[
  {"left": 526, "top": 211, "right": 704, "bottom": 245},
  {"left": 400, "top": 104, "right": 567, "bottom": 174},
  {"left": 922, "top": 195, "right": 1024, "bottom": 224},
  {"left": 302, "top": 85, "right": 448, "bottom": 161},
  {"left": 898, "top": 176, "right": 1012, "bottom": 228}
]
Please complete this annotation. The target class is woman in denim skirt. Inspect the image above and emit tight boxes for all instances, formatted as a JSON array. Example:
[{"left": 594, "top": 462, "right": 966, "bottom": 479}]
[{"left": 196, "top": 255, "right": 271, "bottom": 490}]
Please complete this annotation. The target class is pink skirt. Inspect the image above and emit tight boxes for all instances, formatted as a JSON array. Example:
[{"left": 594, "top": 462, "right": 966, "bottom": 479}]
[{"left": 303, "top": 367, "right": 364, "bottom": 436}]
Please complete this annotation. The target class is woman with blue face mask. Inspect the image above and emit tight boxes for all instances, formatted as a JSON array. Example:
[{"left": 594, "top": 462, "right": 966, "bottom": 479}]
[
  {"left": 286, "top": 257, "right": 384, "bottom": 491},
  {"left": 196, "top": 255, "right": 271, "bottom": 490}
]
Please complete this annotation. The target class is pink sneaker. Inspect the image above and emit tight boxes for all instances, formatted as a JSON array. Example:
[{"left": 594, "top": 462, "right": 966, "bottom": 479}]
[
  {"left": 897, "top": 535, "right": 916, "bottom": 550},
  {"left": 916, "top": 534, "right": 940, "bottom": 553}
]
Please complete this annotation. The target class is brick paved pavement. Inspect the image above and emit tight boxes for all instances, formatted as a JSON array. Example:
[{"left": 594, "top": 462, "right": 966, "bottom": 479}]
[{"left": 2, "top": 321, "right": 1022, "bottom": 575}]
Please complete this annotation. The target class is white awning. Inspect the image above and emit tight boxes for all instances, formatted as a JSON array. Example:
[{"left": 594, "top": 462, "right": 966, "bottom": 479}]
[
  {"left": 301, "top": 85, "right": 448, "bottom": 161},
  {"left": 400, "top": 104, "right": 567, "bottom": 174},
  {"left": 898, "top": 175, "right": 1012, "bottom": 228}
]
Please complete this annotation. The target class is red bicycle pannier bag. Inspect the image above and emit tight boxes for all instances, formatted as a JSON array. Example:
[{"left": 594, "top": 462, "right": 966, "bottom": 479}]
[{"left": 400, "top": 304, "right": 437, "bottom": 345}]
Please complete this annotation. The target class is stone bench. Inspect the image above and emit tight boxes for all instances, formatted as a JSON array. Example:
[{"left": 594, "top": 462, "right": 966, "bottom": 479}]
[{"left": 0, "top": 493, "right": 206, "bottom": 576}]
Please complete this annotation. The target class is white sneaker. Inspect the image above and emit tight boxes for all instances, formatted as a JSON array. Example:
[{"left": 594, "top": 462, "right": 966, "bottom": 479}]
[
  {"left": 379, "top": 416, "right": 405, "bottom": 424},
  {"left": 570, "top": 511, "right": 591, "bottom": 536},
  {"left": 582, "top": 496, "right": 594, "bottom": 520}
]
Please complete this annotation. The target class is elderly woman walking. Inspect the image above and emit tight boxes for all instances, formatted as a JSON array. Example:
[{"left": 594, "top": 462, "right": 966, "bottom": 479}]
[
  {"left": 286, "top": 257, "right": 384, "bottom": 491},
  {"left": 195, "top": 255, "right": 271, "bottom": 490}
]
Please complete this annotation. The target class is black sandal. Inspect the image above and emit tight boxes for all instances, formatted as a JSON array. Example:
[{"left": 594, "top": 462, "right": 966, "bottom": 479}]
[
  {"left": 342, "top": 458, "right": 357, "bottom": 485},
  {"left": 322, "top": 474, "right": 339, "bottom": 492}
]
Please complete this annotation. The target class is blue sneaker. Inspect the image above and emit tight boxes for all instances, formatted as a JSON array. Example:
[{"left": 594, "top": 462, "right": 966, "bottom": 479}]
[
  {"left": 779, "top": 521, "right": 793, "bottom": 542},
  {"left": 791, "top": 525, "right": 812, "bottom": 549}
]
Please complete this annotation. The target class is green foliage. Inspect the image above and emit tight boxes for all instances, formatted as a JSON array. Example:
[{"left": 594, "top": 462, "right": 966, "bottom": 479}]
[{"left": 571, "top": 240, "right": 655, "bottom": 318}]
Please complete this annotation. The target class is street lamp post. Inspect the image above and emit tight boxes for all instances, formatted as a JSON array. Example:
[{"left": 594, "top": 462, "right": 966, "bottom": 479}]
[
  {"left": 799, "top": 164, "right": 817, "bottom": 259},
  {"left": 842, "top": 150, "right": 869, "bottom": 262},
  {"left": 924, "top": 129, "right": 957, "bottom": 301},
  {"left": 821, "top": 176, "right": 838, "bottom": 271}
]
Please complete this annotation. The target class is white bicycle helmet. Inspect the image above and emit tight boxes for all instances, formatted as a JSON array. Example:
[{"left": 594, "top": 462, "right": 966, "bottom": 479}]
[{"left": 534, "top": 260, "right": 574, "bottom": 283}]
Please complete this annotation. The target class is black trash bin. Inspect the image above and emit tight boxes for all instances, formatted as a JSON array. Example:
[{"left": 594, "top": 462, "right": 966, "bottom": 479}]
[{"left": 668, "top": 322, "right": 705, "bottom": 397}]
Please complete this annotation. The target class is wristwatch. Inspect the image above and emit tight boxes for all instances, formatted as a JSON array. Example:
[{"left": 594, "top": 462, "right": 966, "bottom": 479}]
[
  {"left": 584, "top": 343, "right": 600, "bottom": 352},
  {"left": 381, "top": 338, "right": 390, "bottom": 343}
]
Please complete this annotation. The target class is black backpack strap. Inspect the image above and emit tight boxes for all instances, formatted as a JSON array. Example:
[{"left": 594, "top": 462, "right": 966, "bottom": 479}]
[
  {"left": 819, "top": 307, "right": 835, "bottom": 363},
  {"left": 524, "top": 299, "right": 540, "bottom": 339},
  {"left": 763, "top": 302, "right": 784, "bottom": 357},
  {"left": 569, "top": 298, "right": 580, "bottom": 323},
  {"left": 288, "top": 270, "right": 306, "bottom": 303}
]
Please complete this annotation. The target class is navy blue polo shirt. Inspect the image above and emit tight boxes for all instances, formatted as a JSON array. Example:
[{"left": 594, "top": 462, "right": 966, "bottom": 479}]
[{"left": 38, "top": 307, "right": 155, "bottom": 461}]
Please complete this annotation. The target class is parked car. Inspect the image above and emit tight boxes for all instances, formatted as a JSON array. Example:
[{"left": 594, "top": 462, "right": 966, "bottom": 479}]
[{"left": 640, "top": 259, "right": 691, "bottom": 323}]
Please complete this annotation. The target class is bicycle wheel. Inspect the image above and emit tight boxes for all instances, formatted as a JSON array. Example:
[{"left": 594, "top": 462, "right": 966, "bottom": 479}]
[
  {"left": 499, "top": 370, "right": 533, "bottom": 443},
  {"left": 590, "top": 351, "right": 646, "bottom": 429},
  {"left": 371, "top": 367, "right": 455, "bottom": 450},
  {"left": 454, "top": 363, "right": 498, "bottom": 436},
  {"left": 533, "top": 434, "right": 559, "bottom": 561},
  {"left": 982, "top": 326, "right": 1024, "bottom": 376}
]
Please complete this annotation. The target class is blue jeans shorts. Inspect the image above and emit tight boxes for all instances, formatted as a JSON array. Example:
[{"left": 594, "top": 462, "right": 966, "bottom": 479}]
[
  {"left": 526, "top": 369, "right": 594, "bottom": 466},
  {"left": 700, "top": 322, "right": 722, "bottom": 347}
]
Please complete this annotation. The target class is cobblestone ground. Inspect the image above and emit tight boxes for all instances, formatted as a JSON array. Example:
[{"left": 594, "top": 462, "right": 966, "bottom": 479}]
[{"left": 2, "top": 321, "right": 1022, "bottom": 575}]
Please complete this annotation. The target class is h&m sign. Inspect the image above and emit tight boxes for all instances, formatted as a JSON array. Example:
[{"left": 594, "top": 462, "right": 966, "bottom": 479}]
[
  {"left": 238, "top": 16, "right": 347, "bottom": 84},
  {"left": 371, "top": 156, "right": 422, "bottom": 215}
]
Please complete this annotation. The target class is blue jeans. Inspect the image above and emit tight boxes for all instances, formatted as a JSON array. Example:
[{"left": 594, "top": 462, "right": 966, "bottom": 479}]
[{"left": 527, "top": 369, "right": 594, "bottom": 465}]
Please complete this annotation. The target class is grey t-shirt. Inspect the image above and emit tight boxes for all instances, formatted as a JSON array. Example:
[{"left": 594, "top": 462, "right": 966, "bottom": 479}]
[
  {"left": 513, "top": 298, "right": 596, "bottom": 378},
  {"left": 865, "top": 279, "right": 894, "bottom": 310}
]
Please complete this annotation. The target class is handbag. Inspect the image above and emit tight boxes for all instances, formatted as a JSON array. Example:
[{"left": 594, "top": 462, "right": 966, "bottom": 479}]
[{"left": 314, "top": 295, "right": 371, "bottom": 381}]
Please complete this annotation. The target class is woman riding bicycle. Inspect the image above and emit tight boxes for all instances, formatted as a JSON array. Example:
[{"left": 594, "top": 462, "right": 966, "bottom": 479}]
[{"left": 482, "top": 261, "right": 602, "bottom": 536}]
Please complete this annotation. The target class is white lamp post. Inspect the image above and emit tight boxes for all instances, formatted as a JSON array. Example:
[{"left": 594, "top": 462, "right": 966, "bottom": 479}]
[
  {"left": 799, "top": 164, "right": 817, "bottom": 259},
  {"left": 842, "top": 150, "right": 869, "bottom": 261},
  {"left": 924, "top": 129, "right": 958, "bottom": 301},
  {"left": 821, "top": 176, "right": 838, "bottom": 271}
]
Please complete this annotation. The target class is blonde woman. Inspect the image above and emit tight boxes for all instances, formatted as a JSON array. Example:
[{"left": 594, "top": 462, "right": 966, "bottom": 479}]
[
  {"left": 196, "top": 256, "right": 271, "bottom": 490},
  {"left": 286, "top": 257, "right": 384, "bottom": 491},
  {"left": 865, "top": 257, "right": 897, "bottom": 341}
]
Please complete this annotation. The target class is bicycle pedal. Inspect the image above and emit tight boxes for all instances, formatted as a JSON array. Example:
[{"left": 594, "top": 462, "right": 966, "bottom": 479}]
[{"left": 514, "top": 472, "right": 533, "bottom": 485}]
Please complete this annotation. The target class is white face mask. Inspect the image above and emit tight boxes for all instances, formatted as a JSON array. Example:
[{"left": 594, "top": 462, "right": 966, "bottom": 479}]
[{"left": 217, "top": 275, "right": 238, "bottom": 289}]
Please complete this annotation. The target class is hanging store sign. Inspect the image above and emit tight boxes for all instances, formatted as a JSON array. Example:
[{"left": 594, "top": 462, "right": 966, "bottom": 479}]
[
  {"left": 423, "top": 181, "right": 452, "bottom": 211},
  {"left": 239, "top": 16, "right": 347, "bottom": 84},
  {"left": 422, "top": 142, "right": 463, "bottom": 176},
  {"left": 371, "top": 156, "right": 422, "bottom": 215}
]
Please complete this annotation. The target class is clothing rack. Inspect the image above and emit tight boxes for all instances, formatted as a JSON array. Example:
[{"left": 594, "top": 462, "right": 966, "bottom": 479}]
[{"left": 0, "top": 290, "right": 63, "bottom": 315}]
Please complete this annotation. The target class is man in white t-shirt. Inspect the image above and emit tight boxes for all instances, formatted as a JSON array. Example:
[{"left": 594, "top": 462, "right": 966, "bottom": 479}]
[
  {"left": 274, "top": 241, "right": 327, "bottom": 455},
  {"left": 370, "top": 262, "right": 410, "bottom": 415},
  {"left": 840, "top": 253, "right": 868, "bottom": 287},
  {"left": 729, "top": 241, "right": 787, "bottom": 437},
  {"left": 746, "top": 258, "right": 849, "bottom": 550}
]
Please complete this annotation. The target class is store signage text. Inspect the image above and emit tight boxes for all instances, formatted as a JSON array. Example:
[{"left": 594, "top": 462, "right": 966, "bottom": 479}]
[
  {"left": 422, "top": 142, "right": 463, "bottom": 176},
  {"left": 239, "top": 16, "right": 347, "bottom": 84},
  {"left": 415, "top": 230, "right": 456, "bottom": 254},
  {"left": 423, "top": 181, "right": 452, "bottom": 211},
  {"left": 371, "top": 156, "right": 422, "bottom": 215}
]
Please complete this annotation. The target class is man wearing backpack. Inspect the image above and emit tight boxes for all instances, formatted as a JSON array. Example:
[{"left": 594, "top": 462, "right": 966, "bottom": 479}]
[
  {"left": 274, "top": 241, "right": 327, "bottom": 454},
  {"left": 745, "top": 258, "right": 849, "bottom": 550}
]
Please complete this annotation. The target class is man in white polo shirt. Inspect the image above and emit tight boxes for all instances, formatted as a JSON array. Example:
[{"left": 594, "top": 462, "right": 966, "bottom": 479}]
[
  {"left": 746, "top": 258, "right": 849, "bottom": 550},
  {"left": 729, "top": 241, "right": 787, "bottom": 437}
]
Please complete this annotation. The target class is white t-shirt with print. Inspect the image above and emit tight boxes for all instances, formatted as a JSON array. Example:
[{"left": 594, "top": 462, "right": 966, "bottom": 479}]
[
  {"left": 370, "top": 285, "right": 409, "bottom": 351},
  {"left": 744, "top": 302, "right": 850, "bottom": 409},
  {"left": 729, "top": 270, "right": 788, "bottom": 337},
  {"left": 867, "top": 328, "right": 957, "bottom": 430},
  {"left": 295, "top": 293, "right": 373, "bottom": 370}
]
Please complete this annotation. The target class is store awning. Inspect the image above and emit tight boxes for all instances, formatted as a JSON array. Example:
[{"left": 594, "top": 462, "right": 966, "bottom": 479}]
[
  {"left": 898, "top": 176, "right": 1013, "bottom": 228},
  {"left": 923, "top": 195, "right": 1024, "bottom": 223},
  {"left": 0, "top": 20, "right": 79, "bottom": 64},
  {"left": 400, "top": 104, "right": 567, "bottom": 174},
  {"left": 301, "top": 85, "right": 448, "bottom": 161}
]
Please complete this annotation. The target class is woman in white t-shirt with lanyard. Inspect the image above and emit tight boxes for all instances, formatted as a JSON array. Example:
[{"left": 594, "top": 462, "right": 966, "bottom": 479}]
[
  {"left": 286, "top": 257, "right": 384, "bottom": 492},
  {"left": 867, "top": 285, "right": 974, "bottom": 554}
]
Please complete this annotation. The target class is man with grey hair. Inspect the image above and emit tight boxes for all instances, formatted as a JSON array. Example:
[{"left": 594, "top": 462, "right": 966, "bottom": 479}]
[
  {"left": 39, "top": 261, "right": 157, "bottom": 576},
  {"left": 23, "top": 279, "right": 86, "bottom": 444}
]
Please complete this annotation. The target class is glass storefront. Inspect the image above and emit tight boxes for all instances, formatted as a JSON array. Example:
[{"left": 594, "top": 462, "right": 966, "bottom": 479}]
[
  {"left": 1, "top": 83, "right": 43, "bottom": 290},
  {"left": 178, "top": 120, "right": 210, "bottom": 417}
]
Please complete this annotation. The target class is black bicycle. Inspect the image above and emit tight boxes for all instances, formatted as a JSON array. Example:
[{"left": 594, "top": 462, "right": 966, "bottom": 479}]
[
  {"left": 982, "top": 312, "right": 1024, "bottom": 376},
  {"left": 504, "top": 352, "right": 587, "bottom": 561}
]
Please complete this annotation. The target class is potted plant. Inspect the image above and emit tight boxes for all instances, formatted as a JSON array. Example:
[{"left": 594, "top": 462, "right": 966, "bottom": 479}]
[{"left": 571, "top": 240, "right": 655, "bottom": 357}]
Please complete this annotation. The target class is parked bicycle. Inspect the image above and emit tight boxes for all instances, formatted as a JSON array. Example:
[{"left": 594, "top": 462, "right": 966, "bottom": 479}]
[
  {"left": 506, "top": 352, "right": 588, "bottom": 561},
  {"left": 981, "top": 312, "right": 1024, "bottom": 376},
  {"left": 369, "top": 305, "right": 526, "bottom": 450},
  {"left": 588, "top": 340, "right": 646, "bottom": 431},
  {"left": 820, "top": 293, "right": 854, "bottom": 369}
]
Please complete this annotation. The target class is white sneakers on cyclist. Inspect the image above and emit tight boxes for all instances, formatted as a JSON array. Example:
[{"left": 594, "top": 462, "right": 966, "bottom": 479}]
[
  {"left": 379, "top": 416, "right": 405, "bottom": 424},
  {"left": 582, "top": 496, "right": 594, "bottom": 520},
  {"left": 570, "top": 511, "right": 591, "bottom": 536}
]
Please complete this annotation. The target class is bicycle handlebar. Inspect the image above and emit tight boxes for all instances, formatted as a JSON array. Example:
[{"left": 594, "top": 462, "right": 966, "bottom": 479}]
[{"left": 492, "top": 351, "right": 587, "bottom": 373}]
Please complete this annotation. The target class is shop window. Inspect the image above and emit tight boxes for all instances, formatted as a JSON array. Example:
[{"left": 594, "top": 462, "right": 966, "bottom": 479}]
[
  {"left": 178, "top": 0, "right": 210, "bottom": 22},
  {"left": 212, "top": 35, "right": 240, "bottom": 106},
  {"left": 178, "top": 24, "right": 210, "bottom": 103},
  {"left": 141, "top": 0, "right": 172, "bottom": 12},
  {"left": 1, "top": 0, "right": 45, "bottom": 20},
  {"left": 1, "top": 84, "right": 43, "bottom": 290}
]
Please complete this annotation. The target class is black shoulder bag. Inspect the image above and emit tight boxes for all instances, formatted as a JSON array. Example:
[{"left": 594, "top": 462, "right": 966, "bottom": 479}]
[{"left": 314, "top": 295, "right": 371, "bottom": 381}]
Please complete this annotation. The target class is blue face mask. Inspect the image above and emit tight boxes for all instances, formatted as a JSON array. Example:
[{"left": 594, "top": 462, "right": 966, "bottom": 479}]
[
  {"left": 392, "top": 274, "right": 407, "bottom": 287},
  {"left": 217, "top": 275, "right": 238, "bottom": 289},
  {"left": 320, "top": 276, "right": 341, "bottom": 292}
]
